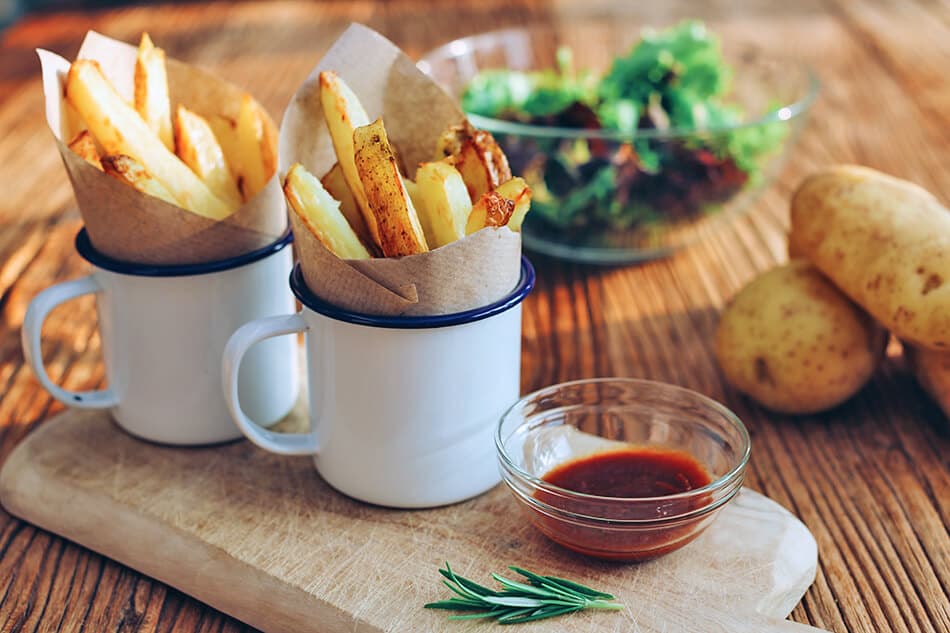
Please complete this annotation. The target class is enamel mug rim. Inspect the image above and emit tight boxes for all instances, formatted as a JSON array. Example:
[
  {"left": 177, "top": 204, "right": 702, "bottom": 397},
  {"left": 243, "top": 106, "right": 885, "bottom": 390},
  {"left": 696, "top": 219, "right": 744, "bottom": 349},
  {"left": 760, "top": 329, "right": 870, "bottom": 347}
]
[
  {"left": 75, "top": 227, "right": 294, "bottom": 277},
  {"left": 289, "top": 256, "right": 536, "bottom": 328}
]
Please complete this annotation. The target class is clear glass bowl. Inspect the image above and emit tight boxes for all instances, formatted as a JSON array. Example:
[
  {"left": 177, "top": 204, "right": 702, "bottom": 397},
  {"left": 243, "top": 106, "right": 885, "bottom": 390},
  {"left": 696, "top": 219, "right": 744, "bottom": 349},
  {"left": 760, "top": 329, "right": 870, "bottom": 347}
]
[
  {"left": 496, "top": 379, "right": 750, "bottom": 561},
  {"left": 418, "top": 26, "right": 819, "bottom": 264}
]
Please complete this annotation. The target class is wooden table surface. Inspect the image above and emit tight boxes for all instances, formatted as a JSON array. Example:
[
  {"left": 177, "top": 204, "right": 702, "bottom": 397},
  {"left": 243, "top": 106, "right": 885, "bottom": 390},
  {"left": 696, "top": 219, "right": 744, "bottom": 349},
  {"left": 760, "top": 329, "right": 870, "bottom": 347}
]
[{"left": 0, "top": 1, "right": 948, "bottom": 631}]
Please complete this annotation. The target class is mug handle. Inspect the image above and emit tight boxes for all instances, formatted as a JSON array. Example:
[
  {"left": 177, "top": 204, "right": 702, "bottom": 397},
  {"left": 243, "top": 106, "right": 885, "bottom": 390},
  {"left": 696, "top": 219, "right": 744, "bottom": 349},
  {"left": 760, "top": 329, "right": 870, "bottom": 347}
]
[
  {"left": 222, "top": 313, "right": 319, "bottom": 455},
  {"left": 21, "top": 275, "right": 119, "bottom": 408}
]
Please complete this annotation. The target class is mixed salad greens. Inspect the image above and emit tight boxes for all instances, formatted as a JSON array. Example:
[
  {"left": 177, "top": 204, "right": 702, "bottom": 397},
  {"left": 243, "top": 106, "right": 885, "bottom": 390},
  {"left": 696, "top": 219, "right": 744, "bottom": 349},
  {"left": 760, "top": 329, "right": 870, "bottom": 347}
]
[{"left": 461, "top": 21, "right": 788, "bottom": 239}]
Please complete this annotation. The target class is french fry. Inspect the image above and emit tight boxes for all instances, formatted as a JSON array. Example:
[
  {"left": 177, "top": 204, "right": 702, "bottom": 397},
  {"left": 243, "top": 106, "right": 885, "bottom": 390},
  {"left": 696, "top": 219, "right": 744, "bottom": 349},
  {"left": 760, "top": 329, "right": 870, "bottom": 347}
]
[
  {"left": 495, "top": 177, "right": 532, "bottom": 232},
  {"left": 235, "top": 94, "right": 277, "bottom": 201},
  {"left": 319, "top": 71, "right": 379, "bottom": 246},
  {"left": 353, "top": 118, "right": 428, "bottom": 257},
  {"left": 67, "top": 130, "right": 102, "bottom": 170},
  {"left": 174, "top": 105, "right": 243, "bottom": 210},
  {"left": 466, "top": 191, "right": 515, "bottom": 235},
  {"left": 284, "top": 163, "right": 370, "bottom": 260},
  {"left": 101, "top": 154, "right": 179, "bottom": 207},
  {"left": 402, "top": 178, "right": 424, "bottom": 218},
  {"left": 321, "top": 162, "right": 374, "bottom": 253},
  {"left": 436, "top": 121, "right": 512, "bottom": 202},
  {"left": 134, "top": 33, "right": 174, "bottom": 151},
  {"left": 66, "top": 60, "right": 232, "bottom": 220},
  {"left": 207, "top": 115, "right": 244, "bottom": 190},
  {"left": 414, "top": 161, "right": 472, "bottom": 248}
]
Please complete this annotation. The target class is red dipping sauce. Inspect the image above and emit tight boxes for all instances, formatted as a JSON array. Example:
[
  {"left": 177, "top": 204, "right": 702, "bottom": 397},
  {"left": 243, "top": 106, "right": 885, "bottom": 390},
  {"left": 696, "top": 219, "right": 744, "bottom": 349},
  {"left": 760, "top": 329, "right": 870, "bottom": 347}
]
[{"left": 532, "top": 447, "right": 715, "bottom": 561}]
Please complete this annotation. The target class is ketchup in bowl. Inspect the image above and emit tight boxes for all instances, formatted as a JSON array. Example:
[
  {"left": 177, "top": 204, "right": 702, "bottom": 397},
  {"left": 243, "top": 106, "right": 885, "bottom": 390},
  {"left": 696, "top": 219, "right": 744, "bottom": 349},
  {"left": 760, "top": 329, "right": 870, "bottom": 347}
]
[{"left": 496, "top": 379, "right": 750, "bottom": 562}]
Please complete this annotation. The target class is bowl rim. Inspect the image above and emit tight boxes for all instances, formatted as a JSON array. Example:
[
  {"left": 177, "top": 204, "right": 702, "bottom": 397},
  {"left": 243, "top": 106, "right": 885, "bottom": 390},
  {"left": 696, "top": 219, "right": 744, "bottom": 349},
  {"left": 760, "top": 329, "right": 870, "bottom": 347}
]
[
  {"left": 495, "top": 377, "right": 752, "bottom": 514},
  {"left": 417, "top": 26, "right": 821, "bottom": 141}
]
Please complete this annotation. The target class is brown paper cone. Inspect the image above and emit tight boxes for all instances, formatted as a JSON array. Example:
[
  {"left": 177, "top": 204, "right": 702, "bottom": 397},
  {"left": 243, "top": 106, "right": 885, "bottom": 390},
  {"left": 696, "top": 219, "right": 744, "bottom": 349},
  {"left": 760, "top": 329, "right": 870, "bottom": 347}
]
[
  {"left": 39, "top": 31, "right": 287, "bottom": 266},
  {"left": 279, "top": 23, "right": 522, "bottom": 316}
]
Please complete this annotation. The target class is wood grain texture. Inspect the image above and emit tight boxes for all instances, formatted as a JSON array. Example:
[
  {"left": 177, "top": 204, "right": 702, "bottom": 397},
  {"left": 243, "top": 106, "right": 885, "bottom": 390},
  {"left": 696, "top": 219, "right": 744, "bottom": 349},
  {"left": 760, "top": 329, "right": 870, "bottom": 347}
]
[
  {"left": 0, "top": 1, "right": 947, "bottom": 632},
  {"left": 0, "top": 408, "right": 825, "bottom": 633}
]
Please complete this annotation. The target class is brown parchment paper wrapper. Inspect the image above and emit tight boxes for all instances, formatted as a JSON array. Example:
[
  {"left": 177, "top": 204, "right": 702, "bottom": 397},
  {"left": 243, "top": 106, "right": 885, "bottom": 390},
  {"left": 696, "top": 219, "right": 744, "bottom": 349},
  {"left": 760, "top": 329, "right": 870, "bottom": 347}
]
[
  {"left": 39, "top": 31, "right": 287, "bottom": 265},
  {"left": 279, "top": 23, "right": 521, "bottom": 316}
]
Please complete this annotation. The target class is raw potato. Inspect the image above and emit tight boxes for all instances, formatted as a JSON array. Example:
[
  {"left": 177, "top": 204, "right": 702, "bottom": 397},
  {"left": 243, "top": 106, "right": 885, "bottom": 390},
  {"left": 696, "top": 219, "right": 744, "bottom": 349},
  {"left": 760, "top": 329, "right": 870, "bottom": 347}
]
[
  {"left": 789, "top": 165, "right": 950, "bottom": 350},
  {"left": 904, "top": 345, "right": 950, "bottom": 419},
  {"left": 715, "top": 261, "right": 886, "bottom": 414}
]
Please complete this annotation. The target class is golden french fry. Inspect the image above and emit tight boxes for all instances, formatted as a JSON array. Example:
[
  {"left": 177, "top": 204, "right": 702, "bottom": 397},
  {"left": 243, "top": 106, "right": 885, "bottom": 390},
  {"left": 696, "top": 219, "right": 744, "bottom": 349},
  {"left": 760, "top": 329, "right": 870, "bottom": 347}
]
[
  {"left": 284, "top": 163, "right": 370, "bottom": 260},
  {"left": 466, "top": 191, "right": 515, "bottom": 235},
  {"left": 67, "top": 60, "right": 231, "bottom": 219},
  {"left": 174, "top": 105, "right": 243, "bottom": 210},
  {"left": 101, "top": 154, "right": 179, "bottom": 207},
  {"left": 207, "top": 114, "right": 244, "bottom": 191},
  {"left": 414, "top": 161, "right": 472, "bottom": 248},
  {"left": 353, "top": 118, "right": 428, "bottom": 257},
  {"left": 134, "top": 33, "right": 174, "bottom": 151},
  {"left": 495, "top": 177, "right": 532, "bottom": 232},
  {"left": 67, "top": 130, "right": 102, "bottom": 170},
  {"left": 436, "top": 121, "right": 512, "bottom": 202},
  {"left": 402, "top": 178, "right": 423, "bottom": 216},
  {"left": 319, "top": 71, "right": 379, "bottom": 246},
  {"left": 321, "top": 162, "right": 374, "bottom": 253},
  {"left": 235, "top": 94, "right": 276, "bottom": 201}
]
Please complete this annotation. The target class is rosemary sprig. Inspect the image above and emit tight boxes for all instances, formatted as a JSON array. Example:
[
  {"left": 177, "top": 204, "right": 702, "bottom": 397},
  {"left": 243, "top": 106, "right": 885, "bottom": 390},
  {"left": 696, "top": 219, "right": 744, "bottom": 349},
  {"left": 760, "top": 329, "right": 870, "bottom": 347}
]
[{"left": 424, "top": 563, "right": 624, "bottom": 625}]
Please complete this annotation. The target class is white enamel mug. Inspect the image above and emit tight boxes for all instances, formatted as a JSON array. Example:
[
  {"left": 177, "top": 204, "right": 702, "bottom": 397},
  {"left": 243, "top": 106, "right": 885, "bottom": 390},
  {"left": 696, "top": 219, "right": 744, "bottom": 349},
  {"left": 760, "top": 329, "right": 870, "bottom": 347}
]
[
  {"left": 22, "top": 229, "right": 299, "bottom": 445},
  {"left": 223, "top": 258, "right": 535, "bottom": 508}
]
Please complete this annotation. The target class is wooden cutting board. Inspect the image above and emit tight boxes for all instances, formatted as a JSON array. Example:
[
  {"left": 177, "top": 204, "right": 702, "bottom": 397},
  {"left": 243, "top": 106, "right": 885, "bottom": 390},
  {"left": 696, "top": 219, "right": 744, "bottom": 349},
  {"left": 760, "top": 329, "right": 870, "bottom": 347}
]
[{"left": 0, "top": 407, "right": 826, "bottom": 633}]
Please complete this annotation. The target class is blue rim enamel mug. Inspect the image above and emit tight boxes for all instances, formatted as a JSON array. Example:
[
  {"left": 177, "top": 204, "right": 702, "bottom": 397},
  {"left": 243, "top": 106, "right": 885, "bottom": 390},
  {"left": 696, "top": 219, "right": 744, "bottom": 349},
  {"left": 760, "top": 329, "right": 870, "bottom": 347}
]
[
  {"left": 21, "top": 229, "right": 299, "bottom": 445},
  {"left": 223, "top": 257, "right": 535, "bottom": 508}
]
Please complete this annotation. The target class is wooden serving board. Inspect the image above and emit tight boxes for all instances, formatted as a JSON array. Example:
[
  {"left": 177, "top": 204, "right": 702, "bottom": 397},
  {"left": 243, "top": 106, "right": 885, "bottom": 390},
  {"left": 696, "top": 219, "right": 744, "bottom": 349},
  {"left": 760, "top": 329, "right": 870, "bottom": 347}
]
[{"left": 0, "top": 407, "right": 826, "bottom": 633}]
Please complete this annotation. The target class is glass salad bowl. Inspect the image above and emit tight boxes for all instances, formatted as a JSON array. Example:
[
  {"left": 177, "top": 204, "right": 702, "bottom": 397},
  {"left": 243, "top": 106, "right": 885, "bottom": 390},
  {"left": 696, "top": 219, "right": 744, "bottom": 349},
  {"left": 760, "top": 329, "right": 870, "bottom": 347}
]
[{"left": 418, "top": 23, "right": 819, "bottom": 264}]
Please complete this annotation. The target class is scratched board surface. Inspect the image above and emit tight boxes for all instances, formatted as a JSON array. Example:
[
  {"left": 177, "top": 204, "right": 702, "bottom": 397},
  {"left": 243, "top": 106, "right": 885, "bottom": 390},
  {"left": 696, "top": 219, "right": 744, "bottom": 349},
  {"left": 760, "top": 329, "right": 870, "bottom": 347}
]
[{"left": 0, "top": 407, "right": 824, "bottom": 633}]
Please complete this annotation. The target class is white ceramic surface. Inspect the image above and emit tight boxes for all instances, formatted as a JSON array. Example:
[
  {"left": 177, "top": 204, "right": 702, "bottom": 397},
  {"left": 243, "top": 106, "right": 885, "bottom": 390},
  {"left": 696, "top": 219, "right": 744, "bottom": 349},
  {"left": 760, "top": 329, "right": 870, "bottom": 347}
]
[
  {"left": 223, "top": 272, "right": 530, "bottom": 509},
  {"left": 22, "top": 239, "right": 299, "bottom": 445}
]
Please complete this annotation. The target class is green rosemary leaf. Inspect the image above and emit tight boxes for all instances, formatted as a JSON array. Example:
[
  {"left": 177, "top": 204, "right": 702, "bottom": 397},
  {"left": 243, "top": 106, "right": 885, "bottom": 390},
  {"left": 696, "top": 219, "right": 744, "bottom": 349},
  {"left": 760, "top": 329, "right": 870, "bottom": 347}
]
[
  {"left": 490, "top": 573, "right": 581, "bottom": 602},
  {"left": 425, "top": 598, "right": 487, "bottom": 610},
  {"left": 541, "top": 575, "right": 616, "bottom": 600},
  {"left": 479, "top": 596, "right": 547, "bottom": 608},
  {"left": 426, "top": 563, "right": 623, "bottom": 625},
  {"left": 501, "top": 605, "right": 583, "bottom": 624},
  {"left": 440, "top": 567, "right": 499, "bottom": 597}
]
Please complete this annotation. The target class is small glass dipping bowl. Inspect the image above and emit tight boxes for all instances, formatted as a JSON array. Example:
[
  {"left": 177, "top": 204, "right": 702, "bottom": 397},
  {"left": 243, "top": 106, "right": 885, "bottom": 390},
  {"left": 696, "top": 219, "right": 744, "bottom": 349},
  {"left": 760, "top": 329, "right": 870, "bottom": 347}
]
[{"left": 496, "top": 379, "right": 750, "bottom": 561}]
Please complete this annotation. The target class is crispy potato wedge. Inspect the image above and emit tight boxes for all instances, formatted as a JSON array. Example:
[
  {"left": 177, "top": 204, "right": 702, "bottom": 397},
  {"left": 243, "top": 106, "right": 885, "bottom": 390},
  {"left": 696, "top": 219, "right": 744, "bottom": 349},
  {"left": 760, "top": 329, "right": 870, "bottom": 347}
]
[
  {"left": 319, "top": 71, "right": 378, "bottom": 246},
  {"left": 495, "top": 177, "right": 532, "bottom": 232},
  {"left": 321, "top": 162, "right": 374, "bottom": 252},
  {"left": 67, "top": 60, "right": 231, "bottom": 219},
  {"left": 101, "top": 154, "right": 179, "bottom": 207},
  {"left": 175, "top": 105, "right": 243, "bottom": 210},
  {"left": 207, "top": 115, "right": 241, "bottom": 179},
  {"left": 68, "top": 130, "right": 102, "bottom": 170},
  {"left": 353, "top": 118, "right": 428, "bottom": 257},
  {"left": 134, "top": 33, "right": 174, "bottom": 151},
  {"left": 414, "top": 161, "right": 472, "bottom": 248},
  {"left": 436, "top": 121, "right": 512, "bottom": 202},
  {"left": 235, "top": 94, "right": 277, "bottom": 201},
  {"left": 466, "top": 190, "right": 516, "bottom": 235},
  {"left": 284, "top": 163, "right": 370, "bottom": 260}
]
